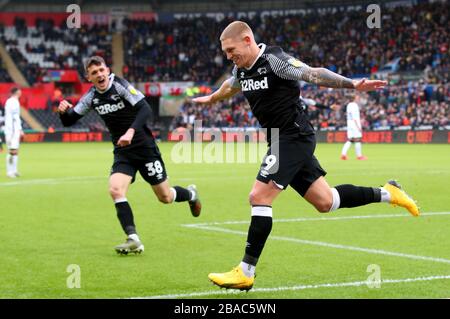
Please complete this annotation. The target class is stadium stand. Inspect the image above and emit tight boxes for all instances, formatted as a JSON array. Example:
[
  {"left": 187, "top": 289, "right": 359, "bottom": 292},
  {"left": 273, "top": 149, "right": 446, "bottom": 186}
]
[
  {"left": 122, "top": 17, "right": 232, "bottom": 83},
  {"left": 170, "top": 1, "right": 449, "bottom": 131},
  {"left": 0, "top": 59, "right": 12, "bottom": 82},
  {"left": 0, "top": 17, "right": 112, "bottom": 85},
  {"left": 0, "top": 1, "right": 447, "bottom": 133},
  {"left": 124, "top": 1, "right": 448, "bottom": 82}
]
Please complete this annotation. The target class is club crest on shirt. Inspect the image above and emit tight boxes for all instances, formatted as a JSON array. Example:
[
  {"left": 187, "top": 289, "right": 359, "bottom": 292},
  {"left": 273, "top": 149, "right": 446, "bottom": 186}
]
[{"left": 257, "top": 67, "right": 267, "bottom": 75}]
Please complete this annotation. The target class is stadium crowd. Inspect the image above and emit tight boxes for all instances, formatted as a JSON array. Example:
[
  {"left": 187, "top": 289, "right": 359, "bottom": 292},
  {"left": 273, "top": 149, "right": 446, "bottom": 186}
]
[
  {"left": 0, "top": 62, "right": 11, "bottom": 82},
  {"left": 122, "top": 2, "right": 448, "bottom": 82},
  {"left": 122, "top": 17, "right": 231, "bottom": 83},
  {"left": 0, "top": 2, "right": 447, "bottom": 85},
  {"left": 0, "top": 1, "right": 448, "bottom": 132},
  {"left": 0, "top": 17, "right": 112, "bottom": 84},
  {"left": 255, "top": 2, "right": 448, "bottom": 78},
  {"left": 169, "top": 1, "right": 449, "bottom": 131}
]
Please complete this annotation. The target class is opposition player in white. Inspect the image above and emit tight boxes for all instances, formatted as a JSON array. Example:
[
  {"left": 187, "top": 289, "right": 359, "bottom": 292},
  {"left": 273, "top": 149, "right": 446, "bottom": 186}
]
[
  {"left": 0, "top": 108, "right": 4, "bottom": 153},
  {"left": 4, "top": 87, "right": 24, "bottom": 178},
  {"left": 341, "top": 92, "right": 367, "bottom": 160}
]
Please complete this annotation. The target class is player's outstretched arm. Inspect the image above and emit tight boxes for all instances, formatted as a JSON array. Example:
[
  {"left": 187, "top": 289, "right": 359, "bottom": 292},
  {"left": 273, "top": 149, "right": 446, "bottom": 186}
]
[
  {"left": 352, "top": 78, "right": 387, "bottom": 91},
  {"left": 301, "top": 66, "right": 387, "bottom": 91},
  {"left": 58, "top": 100, "right": 83, "bottom": 126},
  {"left": 269, "top": 50, "right": 387, "bottom": 91},
  {"left": 192, "top": 78, "right": 241, "bottom": 104}
]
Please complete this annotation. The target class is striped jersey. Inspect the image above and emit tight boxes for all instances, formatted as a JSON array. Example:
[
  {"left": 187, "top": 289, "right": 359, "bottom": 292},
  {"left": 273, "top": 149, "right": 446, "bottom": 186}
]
[
  {"left": 230, "top": 44, "right": 314, "bottom": 136},
  {"left": 73, "top": 73, "right": 155, "bottom": 149}
]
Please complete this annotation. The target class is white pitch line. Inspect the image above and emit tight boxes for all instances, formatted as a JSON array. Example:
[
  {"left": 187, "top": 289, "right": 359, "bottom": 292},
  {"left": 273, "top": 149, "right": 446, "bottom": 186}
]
[
  {"left": 0, "top": 175, "right": 247, "bottom": 187},
  {"left": 187, "top": 225, "right": 450, "bottom": 265},
  {"left": 132, "top": 274, "right": 450, "bottom": 299},
  {"left": 0, "top": 176, "right": 104, "bottom": 187},
  {"left": 183, "top": 211, "right": 450, "bottom": 227},
  {"left": 5, "top": 169, "right": 448, "bottom": 187}
]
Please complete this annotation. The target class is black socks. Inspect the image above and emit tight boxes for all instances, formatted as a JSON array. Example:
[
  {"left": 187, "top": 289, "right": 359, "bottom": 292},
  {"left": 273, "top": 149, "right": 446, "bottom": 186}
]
[
  {"left": 243, "top": 207, "right": 273, "bottom": 266},
  {"left": 172, "top": 186, "right": 192, "bottom": 202},
  {"left": 335, "top": 184, "right": 381, "bottom": 208},
  {"left": 115, "top": 201, "right": 136, "bottom": 235}
]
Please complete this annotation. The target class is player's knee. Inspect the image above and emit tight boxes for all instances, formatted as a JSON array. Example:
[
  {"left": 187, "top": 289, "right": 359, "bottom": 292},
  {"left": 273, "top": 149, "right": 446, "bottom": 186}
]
[
  {"left": 314, "top": 199, "right": 333, "bottom": 213},
  {"left": 109, "top": 186, "right": 125, "bottom": 200},
  {"left": 157, "top": 192, "right": 172, "bottom": 204},
  {"left": 248, "top": 191, "right": 256, "bottom": 205},
  {"left": 249, "top": 191, "right": 264, "bottom": 206}
]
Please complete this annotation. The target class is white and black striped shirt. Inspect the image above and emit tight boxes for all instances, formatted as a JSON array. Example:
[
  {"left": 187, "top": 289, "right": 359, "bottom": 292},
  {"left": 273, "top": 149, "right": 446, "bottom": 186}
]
[
  {"left": 74, "top": 74, "right": 155, "bottom": 149},
  {"left": 230, "top": 44, "right": 314, "bottom": 136}
]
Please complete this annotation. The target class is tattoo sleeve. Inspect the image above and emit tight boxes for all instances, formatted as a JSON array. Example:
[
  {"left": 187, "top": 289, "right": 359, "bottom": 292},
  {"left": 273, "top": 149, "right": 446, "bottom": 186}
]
[
  {"left": 265, "top": 51, "right": 355, "bottom": 89},
  {"left": 301, "top": 67, "right": 355, "bottom": 89}
]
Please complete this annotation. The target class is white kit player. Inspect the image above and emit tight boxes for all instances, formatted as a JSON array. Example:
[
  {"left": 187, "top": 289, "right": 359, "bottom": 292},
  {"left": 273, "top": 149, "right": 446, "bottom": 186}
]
[
  {"left": 4, "top": 87, "right": 24, "bottom": 178},
  {"left": 341, "top": 92, "right": 367, "bottom": 160}
]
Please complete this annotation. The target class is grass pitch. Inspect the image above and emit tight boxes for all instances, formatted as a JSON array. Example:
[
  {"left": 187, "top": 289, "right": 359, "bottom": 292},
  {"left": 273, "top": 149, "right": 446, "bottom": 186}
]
[{"left": 0, "top": 142, "right": 449, "bottom": 298}]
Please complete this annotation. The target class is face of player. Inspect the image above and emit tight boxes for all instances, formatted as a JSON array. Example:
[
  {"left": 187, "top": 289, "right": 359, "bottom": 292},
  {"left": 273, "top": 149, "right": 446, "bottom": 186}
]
[
  {"left": 86, "top": 63, "right": 111, "bottom": 91},
  {"left": 221, "top": 37, "right": 253, "bottom": 69},
  {"left": 14, "top": 90, "right": 22, "bottom": 98},
  {"left": 359, "top": 94, "right": 368, "bottom": 106}
]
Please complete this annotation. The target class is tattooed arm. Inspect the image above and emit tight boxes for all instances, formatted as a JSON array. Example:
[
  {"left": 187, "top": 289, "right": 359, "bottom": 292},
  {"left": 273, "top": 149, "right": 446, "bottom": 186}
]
[
  {"left": 300, "top": 66, "right": 387, "bottom": 91},
  {"left": 300, "top": 66, "right": 355, "bottom": 89},
  {"left": 266, "top": 49, "right": 387, "bottom": 91}
]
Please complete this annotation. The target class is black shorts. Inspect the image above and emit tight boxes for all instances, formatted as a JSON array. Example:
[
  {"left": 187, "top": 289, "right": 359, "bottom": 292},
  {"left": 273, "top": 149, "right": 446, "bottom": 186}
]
[
  {"left": 256, "top": 133, "right": 327, "bottom": 196},
  {"left": 111, "top": 146, "right": 168, "bottom": 185}
]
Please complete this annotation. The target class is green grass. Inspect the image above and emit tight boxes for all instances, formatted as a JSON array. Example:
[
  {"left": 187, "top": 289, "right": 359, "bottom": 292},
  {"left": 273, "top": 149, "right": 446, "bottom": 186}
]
[{"left": 0, "top": 142, "right": 449, "bottom": 298}]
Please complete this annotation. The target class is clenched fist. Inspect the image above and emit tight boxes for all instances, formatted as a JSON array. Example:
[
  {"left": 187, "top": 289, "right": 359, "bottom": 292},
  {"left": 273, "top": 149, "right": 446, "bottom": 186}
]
[{"left": 57, "top": 100, "right": 73, "bottom": 114}]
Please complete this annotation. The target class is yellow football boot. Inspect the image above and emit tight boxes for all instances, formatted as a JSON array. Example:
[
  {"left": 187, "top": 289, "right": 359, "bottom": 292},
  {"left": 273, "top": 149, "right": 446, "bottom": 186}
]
[
  {"left": 384, "top": 180, "right": 420, "bottom": 217},
  {"left": 208, "top": 266, "right": 254, "bottom": 291}
]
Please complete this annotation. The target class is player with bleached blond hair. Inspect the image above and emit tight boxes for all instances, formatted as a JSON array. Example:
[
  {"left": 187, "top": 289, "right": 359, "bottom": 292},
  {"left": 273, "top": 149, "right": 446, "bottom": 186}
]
[{"left": 193, "top": 21, "right": 419, "bottom": 291}]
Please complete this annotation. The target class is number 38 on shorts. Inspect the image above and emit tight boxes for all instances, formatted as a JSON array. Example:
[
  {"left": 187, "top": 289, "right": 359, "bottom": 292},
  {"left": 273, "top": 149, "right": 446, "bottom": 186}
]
[{"left": 145, "top": 160, "right": 164, "bottom": 177}]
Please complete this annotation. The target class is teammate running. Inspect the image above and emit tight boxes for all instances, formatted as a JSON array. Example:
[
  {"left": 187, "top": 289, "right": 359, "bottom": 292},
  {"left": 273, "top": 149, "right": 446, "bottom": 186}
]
[{"left": 58, "top": 56, "right": 201, "bottom": 255}]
